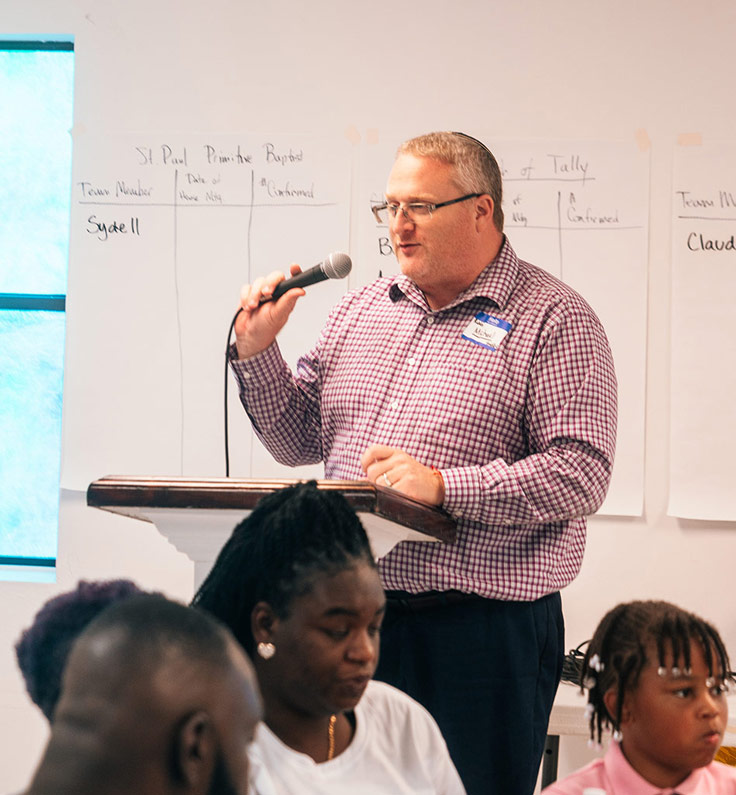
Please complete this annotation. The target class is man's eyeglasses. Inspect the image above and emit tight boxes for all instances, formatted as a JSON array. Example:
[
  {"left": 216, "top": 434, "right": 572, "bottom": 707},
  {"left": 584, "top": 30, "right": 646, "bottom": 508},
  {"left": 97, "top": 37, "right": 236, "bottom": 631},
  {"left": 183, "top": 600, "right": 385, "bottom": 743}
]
[{"left": 371, "top": 193, "right": 482, "bottom": 225}]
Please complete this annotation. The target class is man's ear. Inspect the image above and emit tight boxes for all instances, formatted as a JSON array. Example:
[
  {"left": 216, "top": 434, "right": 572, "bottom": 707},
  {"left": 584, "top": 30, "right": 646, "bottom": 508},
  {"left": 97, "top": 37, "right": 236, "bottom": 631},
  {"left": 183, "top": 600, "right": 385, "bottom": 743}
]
[
  {"left": 473, "top": 195, "right": 495, "bottom": 230},
  {"left": 174, "top": 710, "right": 216, "bottom": 792},
  {"left": 251, "top": 601, "right": 278, "bottom": 644}
]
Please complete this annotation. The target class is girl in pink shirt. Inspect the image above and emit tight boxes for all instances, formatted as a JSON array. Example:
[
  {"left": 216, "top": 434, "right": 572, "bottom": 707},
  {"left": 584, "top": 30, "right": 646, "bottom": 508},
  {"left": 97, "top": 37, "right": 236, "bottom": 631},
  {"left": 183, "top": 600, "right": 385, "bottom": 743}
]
[{"left": 543, "top": 600, "right": 736, "bottom": 794}]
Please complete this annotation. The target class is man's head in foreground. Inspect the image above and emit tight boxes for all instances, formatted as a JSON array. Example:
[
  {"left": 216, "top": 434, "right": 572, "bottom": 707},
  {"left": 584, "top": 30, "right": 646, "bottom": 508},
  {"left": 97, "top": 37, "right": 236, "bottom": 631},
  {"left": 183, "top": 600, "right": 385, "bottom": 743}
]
[{"left": 24, "top": 593, "right": 262, "bottom": 795}]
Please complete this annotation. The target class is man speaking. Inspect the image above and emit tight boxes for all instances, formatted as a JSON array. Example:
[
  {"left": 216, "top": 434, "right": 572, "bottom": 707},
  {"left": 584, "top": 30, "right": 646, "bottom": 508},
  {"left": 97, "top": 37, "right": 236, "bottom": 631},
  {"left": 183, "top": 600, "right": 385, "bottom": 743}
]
[{"left": 229, "top": 131, "right": 617, "bottom": 795}]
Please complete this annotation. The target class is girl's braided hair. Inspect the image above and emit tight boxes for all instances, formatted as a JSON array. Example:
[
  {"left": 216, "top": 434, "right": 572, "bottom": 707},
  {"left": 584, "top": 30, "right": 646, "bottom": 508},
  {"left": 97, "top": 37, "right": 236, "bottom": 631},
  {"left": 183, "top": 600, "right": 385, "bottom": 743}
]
[{"left": 581, "top": 600, "right": 732, "bottom": 744}]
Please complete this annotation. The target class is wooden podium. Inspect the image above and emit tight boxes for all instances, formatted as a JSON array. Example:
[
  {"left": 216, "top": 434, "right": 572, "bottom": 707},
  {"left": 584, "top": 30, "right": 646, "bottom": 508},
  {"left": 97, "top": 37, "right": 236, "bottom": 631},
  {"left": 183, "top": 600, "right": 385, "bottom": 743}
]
[{"left": 87, "top": 476, "right": 457, "bottom": 588}]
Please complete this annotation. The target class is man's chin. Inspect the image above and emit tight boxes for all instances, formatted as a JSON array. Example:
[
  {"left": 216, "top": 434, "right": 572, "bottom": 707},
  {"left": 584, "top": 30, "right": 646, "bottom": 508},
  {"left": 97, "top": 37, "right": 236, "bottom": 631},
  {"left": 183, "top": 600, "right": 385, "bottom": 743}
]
[{"left": 396, "top": 253, "right": 421, "bottom": 276}]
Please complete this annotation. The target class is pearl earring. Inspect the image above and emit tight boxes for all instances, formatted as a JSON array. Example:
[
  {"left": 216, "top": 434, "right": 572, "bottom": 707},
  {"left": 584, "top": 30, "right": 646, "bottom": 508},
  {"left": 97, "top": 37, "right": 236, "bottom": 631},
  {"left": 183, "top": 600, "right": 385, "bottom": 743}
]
[{"left": 257, "top": 641, "right": 276, "bottom": 660}]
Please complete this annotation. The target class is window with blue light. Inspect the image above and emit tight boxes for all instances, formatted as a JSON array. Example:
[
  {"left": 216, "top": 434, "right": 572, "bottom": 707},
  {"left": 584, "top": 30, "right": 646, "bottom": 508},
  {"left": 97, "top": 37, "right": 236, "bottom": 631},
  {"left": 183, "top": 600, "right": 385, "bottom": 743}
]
[{"left": 0, "top": 41, "right": 74, "bottom": 568}]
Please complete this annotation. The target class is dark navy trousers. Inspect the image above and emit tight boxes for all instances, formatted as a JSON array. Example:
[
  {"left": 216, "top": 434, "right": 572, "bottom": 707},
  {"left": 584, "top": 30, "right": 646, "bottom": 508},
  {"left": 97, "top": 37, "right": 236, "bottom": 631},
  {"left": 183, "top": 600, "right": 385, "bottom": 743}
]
[{"left": 374, "top": 590, "right": 564, "bottom": 795}]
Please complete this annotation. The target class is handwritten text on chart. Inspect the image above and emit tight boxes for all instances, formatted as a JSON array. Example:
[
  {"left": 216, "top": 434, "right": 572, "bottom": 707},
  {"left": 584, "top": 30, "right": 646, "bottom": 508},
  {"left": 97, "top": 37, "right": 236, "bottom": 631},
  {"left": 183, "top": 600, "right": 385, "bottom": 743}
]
[
  {"left": 75, "top": 140, "right": 332, "bottom": 243},
  {"left": 499, "top": 154, "right": 592, "bottom": 183},
  {"left": 684, "top": 232, "right": 736, "bottom": 252},
  {"left": 676, "top": 189, "right": 736, "bottom": 210},
  {"left": 676, "top": 189, "right": 736, "bottom": 253},
  {"left": 132, "top": 142, "right": 305, "bottom": 168},
  {"left": 78, "top": 180, "right": 154, "bottom": 199},
  {"left": 508, "top": 192, "right": 620, "bottom": 228},
  {"left": 86, "top": 215, "right": 140, "bottom": 241}
]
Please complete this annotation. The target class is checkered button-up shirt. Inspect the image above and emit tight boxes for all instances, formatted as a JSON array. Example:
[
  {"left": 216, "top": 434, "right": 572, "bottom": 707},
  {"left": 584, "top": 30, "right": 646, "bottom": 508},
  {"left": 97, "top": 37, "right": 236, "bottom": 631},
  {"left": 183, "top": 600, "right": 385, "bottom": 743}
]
[{"left": 232, "top": 239, "right": 617, "bottom": 601}]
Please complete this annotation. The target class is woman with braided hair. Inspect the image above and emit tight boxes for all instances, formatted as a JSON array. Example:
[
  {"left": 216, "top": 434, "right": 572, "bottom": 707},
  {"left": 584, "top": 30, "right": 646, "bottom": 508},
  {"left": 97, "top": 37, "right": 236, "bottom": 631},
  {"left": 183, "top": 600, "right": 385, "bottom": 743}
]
[{"left": 192, "top": 481, "right": 465, "bottom": 795}]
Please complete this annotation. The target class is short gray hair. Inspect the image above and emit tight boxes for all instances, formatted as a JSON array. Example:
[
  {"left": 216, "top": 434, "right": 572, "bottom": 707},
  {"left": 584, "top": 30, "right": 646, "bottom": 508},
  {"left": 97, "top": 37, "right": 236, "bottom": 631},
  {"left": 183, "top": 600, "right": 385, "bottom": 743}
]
[{"left": 397, "top": 131, "right": 504, "bottom": 231}]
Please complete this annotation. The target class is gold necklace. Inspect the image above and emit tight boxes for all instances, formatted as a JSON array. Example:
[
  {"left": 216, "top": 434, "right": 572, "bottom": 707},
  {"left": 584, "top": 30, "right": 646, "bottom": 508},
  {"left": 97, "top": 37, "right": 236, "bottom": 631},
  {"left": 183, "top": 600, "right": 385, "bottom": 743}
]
[{"left": 327, "top": 714, "right": 337, "bottom": 760}]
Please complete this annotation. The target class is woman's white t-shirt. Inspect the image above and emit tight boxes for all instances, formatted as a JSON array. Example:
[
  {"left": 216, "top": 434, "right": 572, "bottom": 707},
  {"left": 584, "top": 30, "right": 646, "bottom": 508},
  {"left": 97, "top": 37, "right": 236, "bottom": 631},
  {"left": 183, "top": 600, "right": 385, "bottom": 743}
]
[{"left": 249, "top": 680, "right": 466, "bottom": 795}]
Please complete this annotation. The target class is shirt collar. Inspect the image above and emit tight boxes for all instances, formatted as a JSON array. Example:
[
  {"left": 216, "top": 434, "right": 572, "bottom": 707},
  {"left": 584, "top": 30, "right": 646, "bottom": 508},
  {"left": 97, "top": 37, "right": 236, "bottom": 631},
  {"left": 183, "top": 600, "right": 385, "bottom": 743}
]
[
  {"left": 387, "top": 235, "right": 519, "bottom": 312},
  {"left": 604, "top": 738, "right": 706, "bottom": 794}
]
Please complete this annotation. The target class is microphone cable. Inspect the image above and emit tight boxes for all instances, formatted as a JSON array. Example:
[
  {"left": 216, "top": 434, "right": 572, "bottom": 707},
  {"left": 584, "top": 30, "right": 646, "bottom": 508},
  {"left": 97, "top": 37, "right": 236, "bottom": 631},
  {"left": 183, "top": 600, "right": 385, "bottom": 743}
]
[
  {"left": 224, "top": 306, "right": 243, "bottom": 477},
  {"left": 222, "top": 252, "right": 351, "bottom": 476}
]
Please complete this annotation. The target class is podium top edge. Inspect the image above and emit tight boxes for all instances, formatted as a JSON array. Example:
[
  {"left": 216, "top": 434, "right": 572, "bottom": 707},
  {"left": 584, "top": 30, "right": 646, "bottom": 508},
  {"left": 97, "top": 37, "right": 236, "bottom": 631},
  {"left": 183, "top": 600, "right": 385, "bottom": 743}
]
[{"left": 86, "top": 476, "right": 456, "bottom": 543}]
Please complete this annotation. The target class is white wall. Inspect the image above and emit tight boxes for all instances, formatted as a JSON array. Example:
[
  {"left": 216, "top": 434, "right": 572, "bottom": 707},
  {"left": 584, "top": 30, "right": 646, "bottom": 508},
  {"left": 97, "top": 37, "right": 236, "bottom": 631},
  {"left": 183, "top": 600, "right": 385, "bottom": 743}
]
[{"left": 2, "top": 1, "right": 736, "bottom": 791}]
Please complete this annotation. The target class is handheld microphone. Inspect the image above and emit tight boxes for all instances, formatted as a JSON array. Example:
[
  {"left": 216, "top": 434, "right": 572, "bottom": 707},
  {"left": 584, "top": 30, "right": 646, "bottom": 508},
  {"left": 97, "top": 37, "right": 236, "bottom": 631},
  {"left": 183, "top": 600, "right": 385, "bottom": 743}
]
[{"left": 264, "top": 251, "right": 352, "bottom": 302}]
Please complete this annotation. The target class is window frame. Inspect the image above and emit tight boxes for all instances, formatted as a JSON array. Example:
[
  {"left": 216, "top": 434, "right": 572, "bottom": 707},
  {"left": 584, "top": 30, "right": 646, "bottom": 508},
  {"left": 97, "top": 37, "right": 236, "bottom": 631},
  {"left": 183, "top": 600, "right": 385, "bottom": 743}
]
[{"left": 0, "top": 38, "right": 74, "bottom": 570}]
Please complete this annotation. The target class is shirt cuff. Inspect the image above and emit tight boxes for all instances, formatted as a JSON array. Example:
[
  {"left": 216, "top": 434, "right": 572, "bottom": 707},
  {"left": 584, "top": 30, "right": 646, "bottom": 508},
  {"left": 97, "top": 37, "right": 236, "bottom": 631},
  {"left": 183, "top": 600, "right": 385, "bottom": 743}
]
[
  {"left": 439, "top": 459, "right": 507, "bottom": 522},
  {"left": 229, "top": 342, "right": 284, "bottom": 388}
]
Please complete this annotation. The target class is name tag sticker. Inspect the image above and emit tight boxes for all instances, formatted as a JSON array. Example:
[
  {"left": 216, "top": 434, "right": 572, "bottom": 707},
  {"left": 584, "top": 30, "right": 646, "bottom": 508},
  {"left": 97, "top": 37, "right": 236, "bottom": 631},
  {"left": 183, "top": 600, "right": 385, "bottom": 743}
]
[{"left": 461, "top": 312, "right": 512, "bottom": 351}]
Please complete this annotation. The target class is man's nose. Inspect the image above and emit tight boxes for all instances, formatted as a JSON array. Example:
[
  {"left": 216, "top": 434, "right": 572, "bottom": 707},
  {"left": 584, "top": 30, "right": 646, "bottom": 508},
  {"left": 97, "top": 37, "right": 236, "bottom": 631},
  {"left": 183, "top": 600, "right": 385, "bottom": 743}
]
[{"left": 391, "top": 206, "right": 415, "bottom": 231}]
